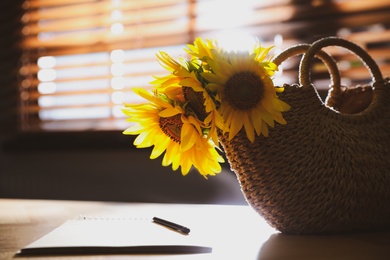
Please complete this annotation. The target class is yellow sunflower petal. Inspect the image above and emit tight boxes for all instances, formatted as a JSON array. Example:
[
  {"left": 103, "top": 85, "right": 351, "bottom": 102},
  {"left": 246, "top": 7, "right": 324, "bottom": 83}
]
[
  {"left": 158, "top": 106, "right": 182, "bottom": 117},
  {"left": 243, "top": 112, "right": 255, "bottom": 143},
  {"left": 169, "top": 143, "right": 181, "bottom": 170},
  {"left": 251, "top": 108, "right": 263, "bottom": 136},
  {"left": 180, "top": 156, "right": 192, "bottom": 176},
  {"left": 228, "top": 110, "right": 244, "bottom": 140},
  {"left": 150, "top": 137, "right": 170, "bottom": 159},
  {"left": 180, "top": 123, "right": 198, "bottom": 152}
]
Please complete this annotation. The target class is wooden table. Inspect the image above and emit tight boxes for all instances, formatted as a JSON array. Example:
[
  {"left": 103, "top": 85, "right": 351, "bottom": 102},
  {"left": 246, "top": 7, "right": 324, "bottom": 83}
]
[{"left": 1, "top": 199, "right": 390, "bottom": 259}]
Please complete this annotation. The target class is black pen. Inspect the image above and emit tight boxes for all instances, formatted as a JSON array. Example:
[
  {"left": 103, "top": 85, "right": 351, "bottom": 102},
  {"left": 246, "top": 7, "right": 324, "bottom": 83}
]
[{"left": 152, "top": 217, "right": 191, "bottom": 234}]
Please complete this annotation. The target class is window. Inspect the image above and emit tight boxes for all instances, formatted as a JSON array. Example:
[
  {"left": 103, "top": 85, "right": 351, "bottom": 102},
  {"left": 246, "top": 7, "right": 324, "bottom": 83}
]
[
  {"left": 18, "top": 0, "right": 194, "bottom": 131},
  {"left": 2, "top": 0, "right": 390, "bottom": 133}
]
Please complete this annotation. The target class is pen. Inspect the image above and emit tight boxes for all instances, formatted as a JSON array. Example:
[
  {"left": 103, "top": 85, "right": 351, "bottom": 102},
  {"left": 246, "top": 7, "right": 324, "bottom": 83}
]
[{"left": 152, "top": 217, "right": 191, "bottom": 234}]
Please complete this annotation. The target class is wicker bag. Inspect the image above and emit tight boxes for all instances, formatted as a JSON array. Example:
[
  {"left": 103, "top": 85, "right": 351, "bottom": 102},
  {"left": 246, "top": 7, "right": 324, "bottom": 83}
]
[{"left": 219, "top": 37, "right": 390, "bottom": 235}]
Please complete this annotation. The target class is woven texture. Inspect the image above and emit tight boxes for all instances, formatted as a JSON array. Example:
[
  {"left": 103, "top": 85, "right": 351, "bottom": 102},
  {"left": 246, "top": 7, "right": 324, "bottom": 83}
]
[{"left": 219, "top": 37, "right": 390, "bottom": 235}]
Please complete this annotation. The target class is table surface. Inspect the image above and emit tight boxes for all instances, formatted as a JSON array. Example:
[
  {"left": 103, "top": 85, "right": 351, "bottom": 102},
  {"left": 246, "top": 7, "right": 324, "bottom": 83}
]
[{"left": 1, "top": 198, "right": 390, "bottom": 260}]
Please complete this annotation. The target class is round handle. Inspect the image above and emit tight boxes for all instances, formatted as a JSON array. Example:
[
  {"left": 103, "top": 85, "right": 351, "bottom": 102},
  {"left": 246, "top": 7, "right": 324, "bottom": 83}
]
[
  {"left": 272, "top": 44, "right": 341, "bottom": 87},
  {"left": 299, "top": 37, "right": 384, "bottom": 87}
]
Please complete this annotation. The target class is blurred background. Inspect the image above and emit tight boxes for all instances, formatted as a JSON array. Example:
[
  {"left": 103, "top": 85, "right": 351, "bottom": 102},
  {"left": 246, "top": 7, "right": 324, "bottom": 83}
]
[{"left": 1, "top": 0, "right": 389, "bottom": 204}]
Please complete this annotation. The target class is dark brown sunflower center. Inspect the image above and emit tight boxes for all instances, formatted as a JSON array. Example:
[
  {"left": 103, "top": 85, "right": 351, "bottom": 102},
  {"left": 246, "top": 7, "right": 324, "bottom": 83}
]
[
  {"left": 224, "top": 71, "right": 264, "bottom": 110},
  {"left": 159, "top": 114, "right": 182, "bottom": 143},
  {"left": 183, "top": 86, "right": 207, "bottom": 121}
]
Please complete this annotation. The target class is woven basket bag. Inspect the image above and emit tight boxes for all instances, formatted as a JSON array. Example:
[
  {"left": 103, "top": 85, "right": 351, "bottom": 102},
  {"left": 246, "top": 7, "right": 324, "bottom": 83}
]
[{"left": 219, "top": 37, "right": 390, "bottom": 235}]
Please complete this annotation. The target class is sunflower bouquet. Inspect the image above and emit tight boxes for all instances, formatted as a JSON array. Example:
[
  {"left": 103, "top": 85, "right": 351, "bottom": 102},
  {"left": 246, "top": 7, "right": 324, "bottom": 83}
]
[{"left": 122, "top": 38, "right": 290, "bottom": 178}]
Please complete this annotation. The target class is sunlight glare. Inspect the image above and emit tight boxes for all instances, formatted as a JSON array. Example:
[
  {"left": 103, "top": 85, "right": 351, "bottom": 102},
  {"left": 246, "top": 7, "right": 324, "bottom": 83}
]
[
  {"left": 111, "top": 23, "right": 124, "bottom": 34},
  {"left": 111, "top": 10, "right": 123, "bottom": 20},
  {"left": 198, "top": 0, "right": 255, "bottom": 29},
  {"left": 111, "top": 76, "right": 125, "bottom": 90},
  {"left": 110, "top": 49, "right": 125, "bottom": 62},
  {"left": 111, "top": 91, "right": 124, "bottom": 104},
  {"left": 38, "top": 82, "right": 57, "bottom": 94},
  {"left": 38, "top": 69, "right": 57, "bottom": 82},
  {"left": 215, "top": 30, "right": 258, "bottom": 52},
  {"left": 38, "top": 56, "right": 56, "bottom": 68},
  {"left": 111, "top": 63, "right": 124, "bottom": 77}
]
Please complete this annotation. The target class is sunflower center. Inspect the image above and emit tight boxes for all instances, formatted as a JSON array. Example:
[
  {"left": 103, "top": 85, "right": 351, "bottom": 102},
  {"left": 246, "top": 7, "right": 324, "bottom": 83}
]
[
  {"left": 159, "top": 114, "right": 182, "bottom": 143},
  {"left": 224, "top": 71, "right": 264, "bottom": 110}
]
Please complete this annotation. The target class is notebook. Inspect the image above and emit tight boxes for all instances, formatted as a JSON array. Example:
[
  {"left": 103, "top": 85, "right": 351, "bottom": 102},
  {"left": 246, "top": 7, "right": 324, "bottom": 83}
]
[{"left": 17, "top": 216, "right": 212, "bottom": 256}]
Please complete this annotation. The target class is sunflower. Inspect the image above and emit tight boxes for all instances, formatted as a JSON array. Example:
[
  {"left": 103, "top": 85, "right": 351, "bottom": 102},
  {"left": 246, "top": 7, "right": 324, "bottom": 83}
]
[
  {"left": 123, "top": 37, "right": 291, "bottom": 177},
  {"left": 151, "top": 51, "right": 226, "bottom": 145},
  {"left": 197, "top": 44, "right": 291, "bottom": 143},
  {"left": 149, "top": 51, "right": 190, "bottom": 101},
  {"left": 185, "top": 38, "right": 220, "bottom": 64},
  {"left": 122, "top": 88, "right": 224, "bottom": 177},
  {"left": 179, "top": 114, "right": 224, "bottom": 177}
]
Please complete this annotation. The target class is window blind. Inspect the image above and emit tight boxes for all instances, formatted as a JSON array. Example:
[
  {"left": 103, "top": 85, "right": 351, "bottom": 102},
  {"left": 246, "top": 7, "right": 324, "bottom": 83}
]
[
  {"left": 4, "top": 0, "right": 390, "bottom": 132},
  {"left": 18, "top": 0, "right": 193, "bottom": 131}
]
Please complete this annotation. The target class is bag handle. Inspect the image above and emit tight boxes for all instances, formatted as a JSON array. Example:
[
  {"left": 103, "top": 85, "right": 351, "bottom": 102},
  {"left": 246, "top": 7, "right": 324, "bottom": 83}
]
[
  {"left": 299, "top": 37, "right": 384, "bottom": 88},
  {"left": 272, "top": 44, "right": 341, "bottom": 87}
]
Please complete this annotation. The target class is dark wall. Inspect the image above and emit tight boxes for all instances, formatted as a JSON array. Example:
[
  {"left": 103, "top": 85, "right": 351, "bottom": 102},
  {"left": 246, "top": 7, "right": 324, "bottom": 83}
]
[{"left": 0, "top": 131, "right": 247, "bottom": 205}]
